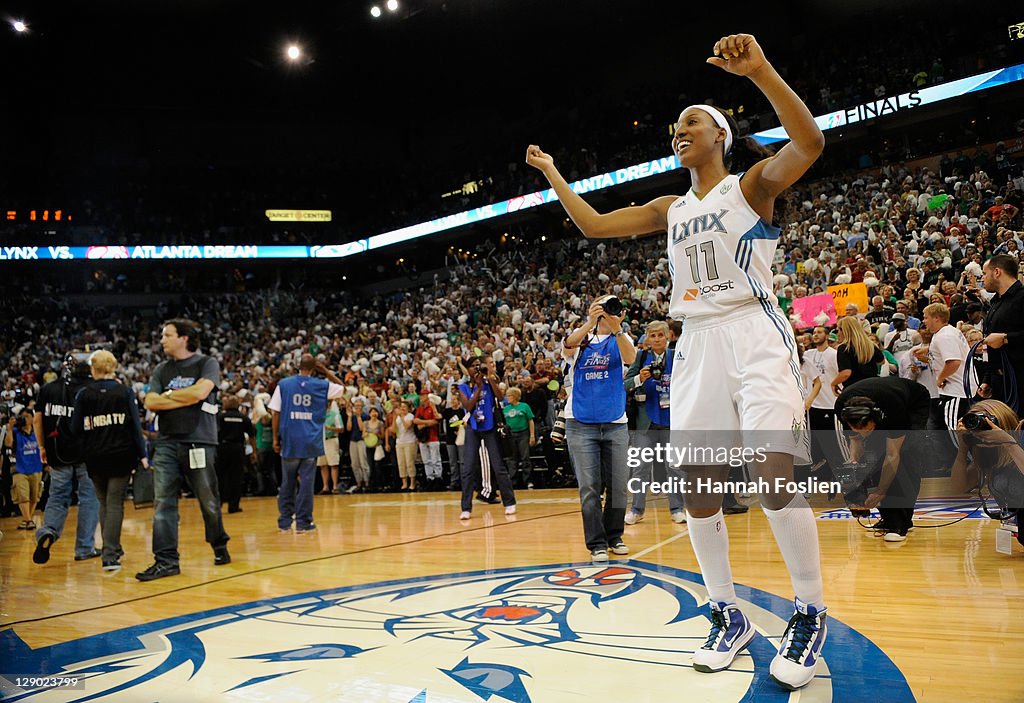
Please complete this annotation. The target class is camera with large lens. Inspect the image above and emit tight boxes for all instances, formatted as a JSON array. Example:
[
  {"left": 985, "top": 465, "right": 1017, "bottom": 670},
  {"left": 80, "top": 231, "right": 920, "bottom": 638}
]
[
  {"left": 649, "top": 357, "right": 665, "bottom": 381},
  {"left": 550, "top": 410, "right": 567, "bottom": 444},
  {"left": 962, "top": 411, "right": 997, "bottom": 432},
  {"left": 600, "top": 296, "right": 624, "bottom": 317}
]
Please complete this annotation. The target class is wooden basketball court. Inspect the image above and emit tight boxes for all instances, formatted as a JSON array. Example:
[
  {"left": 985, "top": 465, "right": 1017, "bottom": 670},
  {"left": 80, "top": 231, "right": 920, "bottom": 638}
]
[{"left": 1, "top": 478, "right": 1022, "bottom": 702}]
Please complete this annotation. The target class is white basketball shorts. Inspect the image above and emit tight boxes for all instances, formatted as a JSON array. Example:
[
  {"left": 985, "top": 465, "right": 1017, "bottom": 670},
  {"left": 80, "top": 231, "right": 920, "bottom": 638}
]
[{"left": 669, "top": 302, "right": 810, "bottom": 463}]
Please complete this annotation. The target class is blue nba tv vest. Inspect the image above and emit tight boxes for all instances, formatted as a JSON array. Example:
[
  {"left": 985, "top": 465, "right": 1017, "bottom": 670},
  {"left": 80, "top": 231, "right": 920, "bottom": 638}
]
[
  {"left": 458, "top": 381, "right": 495, "bottom": 432},
  {"left": 278, "top": 375, "right": 329, "bottom": 459},
  {"left": 639, "top": 349, "right": 674, "bottom": 427},
  {"left": 572, "top": 336, "right": 626, "bottom": 424}
]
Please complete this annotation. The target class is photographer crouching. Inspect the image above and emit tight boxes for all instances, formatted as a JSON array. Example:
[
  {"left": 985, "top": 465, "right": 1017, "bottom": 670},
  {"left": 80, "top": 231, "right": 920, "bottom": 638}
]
[
  {"left": 834, "top": 376, "right": 931, "bottom": 541},
  {"left": 950, "top": 400, "right": 1024, "bottom": 545},
  {"left": 562, "top": 294, "right": 636, "bottom": 562}
]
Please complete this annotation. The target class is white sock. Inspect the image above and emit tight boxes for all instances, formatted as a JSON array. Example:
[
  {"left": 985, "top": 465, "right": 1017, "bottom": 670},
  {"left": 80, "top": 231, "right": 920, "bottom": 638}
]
[
  {"left": 686, "top": 509, "right": 736, "bottom": 605},
  {"left": 762, "top": 493, "right": 825, "bottom": 610}
]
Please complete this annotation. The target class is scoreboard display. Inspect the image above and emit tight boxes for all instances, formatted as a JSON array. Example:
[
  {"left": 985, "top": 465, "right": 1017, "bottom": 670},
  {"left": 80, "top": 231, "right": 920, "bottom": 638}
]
[{"left": 5, "top": 209, "right": 72, "bottom": 222}]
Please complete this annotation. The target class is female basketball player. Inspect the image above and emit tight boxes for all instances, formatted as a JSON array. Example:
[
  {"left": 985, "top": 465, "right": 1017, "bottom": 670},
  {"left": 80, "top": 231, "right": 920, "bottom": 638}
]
[{"left": 526, "top": 33, "right": 826, "bottom": 691}]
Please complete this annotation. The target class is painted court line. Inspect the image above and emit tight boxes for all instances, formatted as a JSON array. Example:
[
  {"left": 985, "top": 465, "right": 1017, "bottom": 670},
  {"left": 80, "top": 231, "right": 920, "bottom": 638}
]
[{"left": 631, "top": 528, "right": 689, "bottom": 559}]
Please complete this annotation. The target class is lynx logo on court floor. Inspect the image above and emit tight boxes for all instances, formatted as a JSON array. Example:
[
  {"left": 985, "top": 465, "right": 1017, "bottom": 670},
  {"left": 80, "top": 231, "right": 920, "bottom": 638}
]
[{"left": 1, "top": 561, "right": 912, "bottom": 702}]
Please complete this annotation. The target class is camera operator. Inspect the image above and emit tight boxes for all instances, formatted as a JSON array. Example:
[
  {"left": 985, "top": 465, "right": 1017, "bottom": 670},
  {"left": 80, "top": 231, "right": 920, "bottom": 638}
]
[
  {"left": 32, "top": 352, "right": 101, "bottom": 564},
  {"left": 562, "top": 294, "right": 636, "bottom": 562},
  {"left": 835, "top": 376, "right": 931, "bottom": 541},
  {"left": 624, "top": 320, "right": 685, "bottom": 525},
  {"left": 5, "top": 406, "right": 44, "bottom": 531},
  {"left": 950, "top": 400, "right": 1024, "bottom": 545}
]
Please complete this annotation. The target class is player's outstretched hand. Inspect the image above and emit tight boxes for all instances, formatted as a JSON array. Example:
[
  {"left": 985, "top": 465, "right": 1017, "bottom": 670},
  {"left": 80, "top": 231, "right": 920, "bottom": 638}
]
[
  {"left": 525, "top": 145, "right": 554, "bottom": 172},
  {"left": 707, "top": 34, "right": 767, "bottom": 77}
]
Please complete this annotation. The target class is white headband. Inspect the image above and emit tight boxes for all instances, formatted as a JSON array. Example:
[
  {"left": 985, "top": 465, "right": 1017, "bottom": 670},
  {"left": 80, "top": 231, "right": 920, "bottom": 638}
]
[{"left": 682, "top": 104, "right": 733, "bottom": 155}]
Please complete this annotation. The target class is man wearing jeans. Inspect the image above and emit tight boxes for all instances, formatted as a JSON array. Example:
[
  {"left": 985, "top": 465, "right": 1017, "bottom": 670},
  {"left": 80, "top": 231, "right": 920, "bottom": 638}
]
[
  {"left": 270, "top": 354, "right": 345, "bottom": 533},
  {"left": 137, "top": 318, "right": 230, "bottom": 581},
  {"left": 562, "top": 295, "right": 636, "bottom": 562},
  {"left": 32, "top": 352, "right": 101, "bottom": 564}
]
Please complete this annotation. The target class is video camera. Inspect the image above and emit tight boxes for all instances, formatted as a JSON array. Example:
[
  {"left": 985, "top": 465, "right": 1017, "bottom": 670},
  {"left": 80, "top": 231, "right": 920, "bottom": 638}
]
[{"left": 833, "top": 461, "right": 878, "bottom": 517}]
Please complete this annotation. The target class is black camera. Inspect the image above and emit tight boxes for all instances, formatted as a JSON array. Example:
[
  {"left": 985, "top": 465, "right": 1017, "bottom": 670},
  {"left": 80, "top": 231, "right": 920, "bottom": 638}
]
[
  {"left": 649, "top": 358, "right": 665, "bottom": 381},
  {"left": 962, "top": 411, "right": 997, "bottom": 432},
  {"left": 599, "top": 296, "right": 624, "bottom": 317},
  {"left": 834, "top": 461, "right": 876, "bottom": 514}
]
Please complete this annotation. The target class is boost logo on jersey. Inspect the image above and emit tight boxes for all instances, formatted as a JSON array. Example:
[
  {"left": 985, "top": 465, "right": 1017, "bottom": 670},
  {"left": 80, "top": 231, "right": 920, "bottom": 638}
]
[{"left": 683, "top": 280, "right": 735, "bottom": 300}]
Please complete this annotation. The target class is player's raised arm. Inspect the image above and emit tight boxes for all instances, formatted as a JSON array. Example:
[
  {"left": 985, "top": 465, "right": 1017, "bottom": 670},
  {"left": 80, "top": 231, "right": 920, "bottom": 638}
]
[
  {"left": 525, "top": 145, "right": 675, "bottom": 239},
  {"left": 708, "top": 34, "right": 824, "bottom": 204}
]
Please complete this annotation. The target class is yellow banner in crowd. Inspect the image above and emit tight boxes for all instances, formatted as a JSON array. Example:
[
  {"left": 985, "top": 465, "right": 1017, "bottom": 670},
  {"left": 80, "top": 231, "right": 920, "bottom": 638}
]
[
  {"left": 827, "top": 282, "right": 869, "bottom": 313},
  {"left": 265, "top": 210, "right": 333, "bottom": 222}
]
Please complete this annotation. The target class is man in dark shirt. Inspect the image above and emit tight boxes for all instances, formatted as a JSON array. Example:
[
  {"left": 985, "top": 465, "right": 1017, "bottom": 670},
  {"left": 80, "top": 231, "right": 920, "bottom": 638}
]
[
  {"left": 835, "top": 377, "right": 931, "bottom": 541},
  {"left": 137, "top": 318, "right": 230, "bottom": 581},
  {"left": 865, "top": 296, "right": 895, "bottom": 330},
  {"left": 980, "top": 254, "right": 1024, "bottom": 405}
]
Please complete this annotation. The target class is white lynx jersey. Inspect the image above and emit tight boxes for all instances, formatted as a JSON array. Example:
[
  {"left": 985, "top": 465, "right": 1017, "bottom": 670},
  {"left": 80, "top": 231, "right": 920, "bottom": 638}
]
[{"left": 667, "top": 174, "right": 781, "bottom": 320}]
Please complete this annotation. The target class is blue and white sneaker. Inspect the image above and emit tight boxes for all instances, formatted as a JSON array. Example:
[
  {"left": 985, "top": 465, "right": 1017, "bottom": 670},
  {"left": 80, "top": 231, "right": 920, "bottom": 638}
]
[
  {"left": 693, "top": 602, "right": 756, "bottom": 673},
  {"left": 770, "top": 598, "right": 828, "bottom": 690}
]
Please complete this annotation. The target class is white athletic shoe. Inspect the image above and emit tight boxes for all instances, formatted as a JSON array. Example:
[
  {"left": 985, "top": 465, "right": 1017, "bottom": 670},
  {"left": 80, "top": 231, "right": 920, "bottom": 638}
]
[
  {"left": 609, "top": 541, "right": 629, "bottom": 555},
  {"left": 590, "top": 548, "right": 609, "bottom": 563},
  {"left": 693, "top": 602, "right": 756, "bottom": 673},
  {"left": 770, "top": 599, "right": 828, "bottom": 690},
  {"left": 504, "top": 505, "right": 517, "bottom": 515},
  {"left": 624, "top": 511, "right": 643, "bottom": 525},
  {"left": 671, "top": 510, "right": 687, "bottom": 524},
  {"left": 459, "top": 511, "right": 471, "bottom": 520}
]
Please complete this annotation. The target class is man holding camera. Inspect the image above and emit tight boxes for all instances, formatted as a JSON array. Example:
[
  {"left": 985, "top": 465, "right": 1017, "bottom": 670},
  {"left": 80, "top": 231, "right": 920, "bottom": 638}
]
[
  {"left": 562, "top": 294, "right": 635, "bottom": 562},
  {"left": 32, "top": 353, "right": 101, "bottom": 563},
  {"left": 624, "top": 320, "right": 685, "bottom": 524},
  {"left": 5, "top": 407, "right": 44, "bottom": 531},
  {"left": 835, "top": 376, "right": 931, "bottom": 541}
]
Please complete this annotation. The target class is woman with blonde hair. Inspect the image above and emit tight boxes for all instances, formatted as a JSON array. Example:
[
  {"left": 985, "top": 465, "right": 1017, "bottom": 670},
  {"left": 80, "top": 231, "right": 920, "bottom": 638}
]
[
  {"left": 71, "top": 350, "right": 148, "bottom": 571},
  {"left": 831, "top": 316, "right": 884, "bottom": 396},
  {"left": 951, "top": 399, "right": 1024, "bottom": 545}
]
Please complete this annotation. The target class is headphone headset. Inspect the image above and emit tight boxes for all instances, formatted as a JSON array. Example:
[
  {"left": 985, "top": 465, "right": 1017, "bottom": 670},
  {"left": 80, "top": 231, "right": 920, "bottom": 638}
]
[{"left": 839, "top": 402, "right": 885, "bottom": 426}]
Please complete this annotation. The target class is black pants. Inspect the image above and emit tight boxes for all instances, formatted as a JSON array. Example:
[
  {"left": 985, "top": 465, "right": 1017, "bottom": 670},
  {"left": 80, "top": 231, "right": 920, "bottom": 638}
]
[
  {"left": 870, "top": 435, "right": 925, "bottom": 535},
  {"left": 808, "top": 407, "right": 842, "bottom": 476},
  {"left": 461, "top": 427, "right": 515, "bottom": 512},
  {"left": 216, "top": 444, "right": 246, "bottom": 511},
  {"left": 509, "top": 430, "right": 533, "bottom": 485}
]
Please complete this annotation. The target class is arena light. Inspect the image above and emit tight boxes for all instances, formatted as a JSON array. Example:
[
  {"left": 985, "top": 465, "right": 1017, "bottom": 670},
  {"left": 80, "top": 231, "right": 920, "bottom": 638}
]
[
  {"left": 370, "top": 5, "right": 382, "bottom": 18},
  {"left": 386, "top": 0, "right": 399, "bottom": 11},
  {"left": 286, "top": 44, "right": 301, "bottom": 61},
  {"left": 12, "top": 20, "right": 27, "bottom": 33}
]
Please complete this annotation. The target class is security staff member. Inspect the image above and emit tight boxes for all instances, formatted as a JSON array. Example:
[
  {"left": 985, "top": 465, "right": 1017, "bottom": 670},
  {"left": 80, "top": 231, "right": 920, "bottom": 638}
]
[
  {"left": 138, "top": 318, "right": 229, "bottom": 581},
  {"left": 979, "top": 254, "right": 1023, "bottom": 404},
  {"left": 217, "top": 395, "right": 256, "bottom": 514},
  {"left": 835, "top": 376, "right": 931, "bottom": 541}
]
